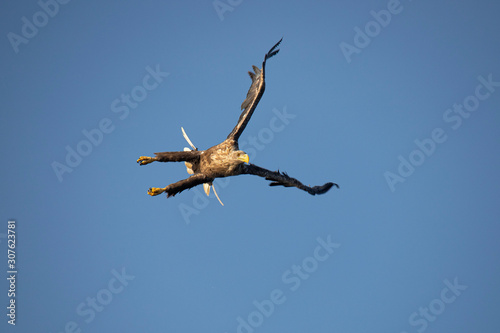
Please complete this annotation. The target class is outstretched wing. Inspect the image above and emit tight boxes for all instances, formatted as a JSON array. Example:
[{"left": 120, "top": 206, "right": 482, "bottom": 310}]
[
  {"left": 161, "top": 173, "right": 214, "bottom": 198},
  {"left": 241, "top": 164, "right": 338, "bottom": 195},
  {"left": 227, "top": 38, "right": 282, "bottom": 141}
]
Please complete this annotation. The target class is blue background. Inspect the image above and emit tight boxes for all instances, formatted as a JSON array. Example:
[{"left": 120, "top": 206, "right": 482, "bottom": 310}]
[{"left": 1, "top": 1, "right": 499, "bottom": 332}]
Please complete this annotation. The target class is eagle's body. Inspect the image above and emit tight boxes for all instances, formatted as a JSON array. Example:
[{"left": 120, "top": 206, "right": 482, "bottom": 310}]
[
  {"left": 175, "top": 139, "right": 244, "bottom": 178},
  {"left": 138, "top": 38, "right": 338, "bottom": 199}
]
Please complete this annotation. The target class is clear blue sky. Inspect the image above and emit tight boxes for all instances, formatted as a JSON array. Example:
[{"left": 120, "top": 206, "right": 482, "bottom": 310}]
[{"left": 1, "top": 1, "right": 499, "bottom": 332}]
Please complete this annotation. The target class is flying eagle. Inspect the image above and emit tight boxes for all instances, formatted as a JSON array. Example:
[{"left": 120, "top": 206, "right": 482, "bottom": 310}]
[{"left": 137, "top": 38, "right": 338, "bottom": 202}]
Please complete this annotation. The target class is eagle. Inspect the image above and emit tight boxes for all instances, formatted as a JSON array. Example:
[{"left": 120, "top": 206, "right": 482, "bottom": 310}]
[{"left": 137, "top": 38, "right": 338, "bottom": 202}]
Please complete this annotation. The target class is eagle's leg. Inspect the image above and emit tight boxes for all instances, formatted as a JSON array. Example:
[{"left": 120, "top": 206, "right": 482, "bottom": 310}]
[
  {"left": 137, "top": 151, "right": 200, "bottom": 166},
  {"left": 146, "top": 174, "right": 214, "bottom": 198}
]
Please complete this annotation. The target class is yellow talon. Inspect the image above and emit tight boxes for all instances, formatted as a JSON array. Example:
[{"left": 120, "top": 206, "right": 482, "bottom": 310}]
[
  {"left": 137, "top": 156, "right": 155, "bottom": 165},
  {"left": 148, "top": 187, "right": 165, "bottom": 196}
]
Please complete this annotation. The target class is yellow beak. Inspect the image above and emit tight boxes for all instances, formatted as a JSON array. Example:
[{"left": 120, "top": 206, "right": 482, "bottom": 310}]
[{"left": 238, "top": 154, "right": 250, "bottom": 164}]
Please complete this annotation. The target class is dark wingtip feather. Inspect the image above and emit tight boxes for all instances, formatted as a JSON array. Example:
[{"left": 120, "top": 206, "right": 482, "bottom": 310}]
[
  {"left": 309, "top": 182, "right": 339, "bottom": 195},
  {"left": 267, "top": 50, "right": 279, "bottom": 59},
  {"left": 265, "top": 38, "right": 283, "bottom": 61}
]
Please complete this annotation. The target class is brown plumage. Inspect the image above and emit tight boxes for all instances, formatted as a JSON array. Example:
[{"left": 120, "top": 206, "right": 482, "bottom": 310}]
[{"left": 137, "top": 38, "right": 338, "bottom": 199}]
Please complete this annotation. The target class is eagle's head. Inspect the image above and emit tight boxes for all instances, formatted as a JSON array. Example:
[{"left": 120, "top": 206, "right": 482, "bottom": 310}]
[{"left": 234, "top": 150, "right": 250, "bottom": 164}]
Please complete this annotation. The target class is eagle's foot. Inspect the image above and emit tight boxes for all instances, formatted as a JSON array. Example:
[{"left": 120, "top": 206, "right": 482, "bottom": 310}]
[
  {"left": 148, "top": 187, "right": 166, "bottom": 196},
  {"left": 137, "top": 156, "right": 155, "bottom": 165}
]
